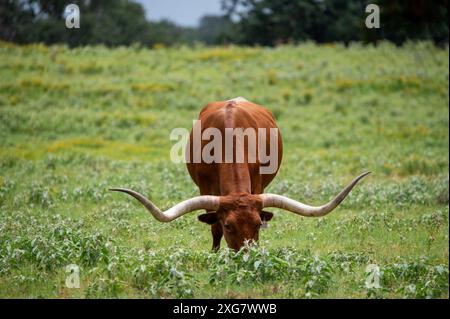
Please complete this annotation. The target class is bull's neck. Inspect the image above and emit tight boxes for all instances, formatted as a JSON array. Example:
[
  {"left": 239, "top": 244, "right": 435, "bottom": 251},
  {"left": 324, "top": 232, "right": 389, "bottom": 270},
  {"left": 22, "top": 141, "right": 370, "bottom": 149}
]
[{"left": 218, "top": 163, "right": 252, "bottom": 195}]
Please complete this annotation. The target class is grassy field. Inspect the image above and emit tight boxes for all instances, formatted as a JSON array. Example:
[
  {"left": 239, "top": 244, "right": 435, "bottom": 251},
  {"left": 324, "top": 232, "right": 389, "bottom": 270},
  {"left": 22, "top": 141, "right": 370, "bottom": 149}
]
[{"left": 0, "top": 41, "right": 448, "bottom": 298}]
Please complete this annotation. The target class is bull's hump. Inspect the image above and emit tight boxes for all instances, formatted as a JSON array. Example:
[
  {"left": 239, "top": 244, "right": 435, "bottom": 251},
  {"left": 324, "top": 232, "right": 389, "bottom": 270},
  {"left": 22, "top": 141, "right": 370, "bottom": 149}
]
[{"left": 227, "top": 97, "right": 249, "bottom": 103}]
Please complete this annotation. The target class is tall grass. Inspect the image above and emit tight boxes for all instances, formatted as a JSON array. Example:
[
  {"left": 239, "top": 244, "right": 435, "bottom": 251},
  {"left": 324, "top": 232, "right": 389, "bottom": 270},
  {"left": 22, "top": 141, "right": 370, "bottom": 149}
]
[{"left": 0, "top": 41, "right": 448, "bottom": 298}]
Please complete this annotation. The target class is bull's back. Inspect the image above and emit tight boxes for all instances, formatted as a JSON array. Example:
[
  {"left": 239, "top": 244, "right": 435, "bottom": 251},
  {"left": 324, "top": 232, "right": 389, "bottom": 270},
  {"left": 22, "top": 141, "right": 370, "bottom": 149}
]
[{"left": 186, "top": 98, "right": 282, "bottom": 195}]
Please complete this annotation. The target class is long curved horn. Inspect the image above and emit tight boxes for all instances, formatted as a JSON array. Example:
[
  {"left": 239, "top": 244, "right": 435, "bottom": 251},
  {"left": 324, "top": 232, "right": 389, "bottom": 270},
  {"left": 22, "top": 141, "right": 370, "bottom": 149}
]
[
  {"left": 109, "top": 188, "right": 220, "bottom": 222},
  {"left": 260, "top": 171, "right": 371, "bottom": 217}
]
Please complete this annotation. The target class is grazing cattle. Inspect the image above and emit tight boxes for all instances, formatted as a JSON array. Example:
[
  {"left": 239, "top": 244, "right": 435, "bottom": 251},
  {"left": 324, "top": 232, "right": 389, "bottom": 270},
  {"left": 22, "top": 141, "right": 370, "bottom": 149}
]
[{"left": 110, "top": 97, "right": 370, "bottom": 251}]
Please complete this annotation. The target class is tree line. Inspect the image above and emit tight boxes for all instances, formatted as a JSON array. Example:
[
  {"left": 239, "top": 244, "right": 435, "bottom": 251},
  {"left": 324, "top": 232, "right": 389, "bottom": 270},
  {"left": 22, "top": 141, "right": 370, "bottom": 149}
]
[{"left": 0, "top": 0, "right": 448, "bottom": 47}]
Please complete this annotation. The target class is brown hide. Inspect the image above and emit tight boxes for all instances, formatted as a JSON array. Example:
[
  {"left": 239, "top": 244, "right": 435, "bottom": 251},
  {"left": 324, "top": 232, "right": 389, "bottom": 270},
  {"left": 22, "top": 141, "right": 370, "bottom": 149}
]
[{"left": 186, "top": 98, "right": 282, "bottom": 251}]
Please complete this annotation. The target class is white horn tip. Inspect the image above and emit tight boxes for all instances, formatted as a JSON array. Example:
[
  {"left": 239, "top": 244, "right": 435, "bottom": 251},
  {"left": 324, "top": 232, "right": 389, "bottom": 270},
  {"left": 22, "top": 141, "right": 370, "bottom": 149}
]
[{"left": 358, "top": 171, "right": 372, "bottom": 179}]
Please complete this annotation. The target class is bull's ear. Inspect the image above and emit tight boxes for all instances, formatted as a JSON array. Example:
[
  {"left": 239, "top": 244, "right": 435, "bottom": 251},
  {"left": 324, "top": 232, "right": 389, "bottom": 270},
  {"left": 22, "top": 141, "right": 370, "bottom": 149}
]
[
  {"left": 198, "top": 212, "right": 218, "bottom": 225},
  {"left": 260, "top": 210, "right": 274, "bottom": 222}
]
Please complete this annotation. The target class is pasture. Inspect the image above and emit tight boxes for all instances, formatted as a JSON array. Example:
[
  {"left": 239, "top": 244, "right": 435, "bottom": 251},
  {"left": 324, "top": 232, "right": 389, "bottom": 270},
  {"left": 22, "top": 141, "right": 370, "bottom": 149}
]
[{"left": 0, "top": 41, "right": 448, "bottom": 298}]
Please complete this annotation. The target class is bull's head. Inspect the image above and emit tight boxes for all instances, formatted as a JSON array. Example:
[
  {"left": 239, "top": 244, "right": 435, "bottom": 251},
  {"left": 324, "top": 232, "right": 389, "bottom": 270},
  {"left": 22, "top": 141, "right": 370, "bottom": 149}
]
[
  {"left": 196, "top": 194, "right": 274, "bottom": 251},
  {"left": 110, "top": 171, "right": 370, "bottom": 251}
]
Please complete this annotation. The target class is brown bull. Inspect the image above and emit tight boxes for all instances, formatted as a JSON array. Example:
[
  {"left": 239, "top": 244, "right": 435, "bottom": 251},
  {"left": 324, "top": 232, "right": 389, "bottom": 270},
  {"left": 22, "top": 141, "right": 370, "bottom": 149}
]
[{"left": 111, "top": 97, "right": 370, "bottom": 251}]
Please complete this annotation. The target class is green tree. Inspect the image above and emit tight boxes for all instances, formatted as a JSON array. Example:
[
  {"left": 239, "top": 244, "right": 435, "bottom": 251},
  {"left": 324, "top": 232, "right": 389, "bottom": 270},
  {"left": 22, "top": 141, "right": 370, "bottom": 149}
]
[
  {"left": 197, "top": 15, "right": 234, "bottom": 44},
  {"left": 222, "top": 0, "right": 449, "bottom": 45},
  {"left": 0, "top": 0, "right": 192, "bottom": 47}
]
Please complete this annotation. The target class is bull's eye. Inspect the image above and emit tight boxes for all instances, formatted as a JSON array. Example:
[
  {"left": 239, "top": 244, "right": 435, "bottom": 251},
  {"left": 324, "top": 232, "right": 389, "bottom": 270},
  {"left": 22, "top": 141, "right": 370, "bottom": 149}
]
[{"left": 224, "top": 223, "right": 233, "bottom": 232}]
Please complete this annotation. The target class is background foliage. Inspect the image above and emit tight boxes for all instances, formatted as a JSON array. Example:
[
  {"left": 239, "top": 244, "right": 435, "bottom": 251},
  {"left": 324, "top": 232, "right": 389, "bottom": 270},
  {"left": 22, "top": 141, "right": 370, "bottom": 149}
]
[{"left": 0, "top": 0, "right": 448, "bottom": 47}]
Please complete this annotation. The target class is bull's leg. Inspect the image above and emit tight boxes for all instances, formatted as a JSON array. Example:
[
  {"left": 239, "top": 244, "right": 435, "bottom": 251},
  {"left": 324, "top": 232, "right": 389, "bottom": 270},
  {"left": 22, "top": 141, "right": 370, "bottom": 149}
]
[
  {"left": 197, "top": 177, "right": 221, "bottom": 251},
  {"left": 211, "top": 223, "right": 223, "bottom": 251}
]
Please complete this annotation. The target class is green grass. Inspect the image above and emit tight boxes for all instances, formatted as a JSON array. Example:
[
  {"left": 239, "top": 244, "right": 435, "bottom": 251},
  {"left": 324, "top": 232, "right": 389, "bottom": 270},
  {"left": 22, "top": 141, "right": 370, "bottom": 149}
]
[{"left": 0, "top": 40, "right": 448, "bottom": 298}]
